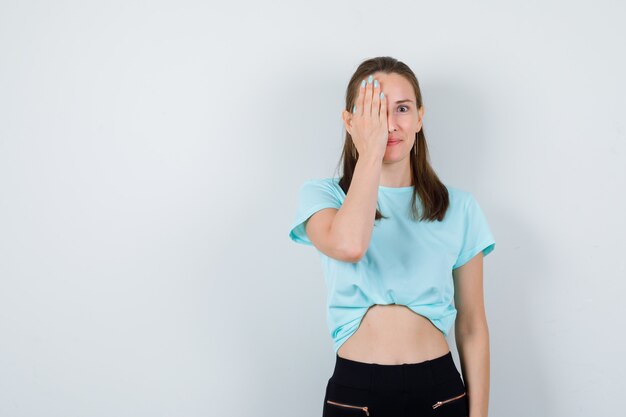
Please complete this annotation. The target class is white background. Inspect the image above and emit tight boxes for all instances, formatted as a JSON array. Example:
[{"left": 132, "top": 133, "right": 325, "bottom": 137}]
[{"left": 1, "top": 1, "right": 624, "bottom": 416}]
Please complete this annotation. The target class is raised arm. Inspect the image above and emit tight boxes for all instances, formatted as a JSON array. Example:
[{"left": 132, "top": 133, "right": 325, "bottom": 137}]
[
  {"left": 306, "top": 75, "right": 388, "bottom": 262},
  {"left": 306, "top": 154, "right": 383, "bottom": 262}
]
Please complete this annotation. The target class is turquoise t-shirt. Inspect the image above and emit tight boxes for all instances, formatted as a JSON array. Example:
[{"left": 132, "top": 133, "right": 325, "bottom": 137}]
[{"left": 288, "top": 177, "right": 496, "bottom": 353}]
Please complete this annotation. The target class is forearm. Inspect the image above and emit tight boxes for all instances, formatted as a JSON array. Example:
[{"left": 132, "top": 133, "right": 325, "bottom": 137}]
[
  {"left": 330, "top": 154, "right": 382, "bottom": 257},
  {"left": 455, "top": 322, "right": 490, "bottom": 417}
]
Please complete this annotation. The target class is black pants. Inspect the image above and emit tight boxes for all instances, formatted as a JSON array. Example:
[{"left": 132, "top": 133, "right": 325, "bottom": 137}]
[{"left": 322, "top": 351, "right": 468, "bottom": 417}]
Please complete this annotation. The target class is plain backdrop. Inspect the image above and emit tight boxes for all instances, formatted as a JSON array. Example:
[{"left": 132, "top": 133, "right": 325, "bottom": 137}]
[{"left": 1, "top": 1, "right": 625, "bottom": 416}]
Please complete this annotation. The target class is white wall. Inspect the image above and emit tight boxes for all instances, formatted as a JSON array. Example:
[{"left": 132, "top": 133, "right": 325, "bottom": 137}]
[{"left": 1, "top": 1, "right": 624, "bottom": 416}]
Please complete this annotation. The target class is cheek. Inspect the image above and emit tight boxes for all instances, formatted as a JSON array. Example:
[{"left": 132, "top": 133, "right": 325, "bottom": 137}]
[{"left": 395, "top": 116, "right": 417, "bottom": 127}]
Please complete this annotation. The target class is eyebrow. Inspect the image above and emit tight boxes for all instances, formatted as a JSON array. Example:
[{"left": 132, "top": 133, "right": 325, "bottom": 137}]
[{"left": 394, "top": 99, "right": 414, "bottom": 104}]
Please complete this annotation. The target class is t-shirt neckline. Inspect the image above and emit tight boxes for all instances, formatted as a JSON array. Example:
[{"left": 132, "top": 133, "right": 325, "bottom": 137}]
[
  {"left": 378, "top": 184, "right": 414, "bottom": 193},
  {"left": 330, "top": 177, "right": 414, "bottom": 193}
]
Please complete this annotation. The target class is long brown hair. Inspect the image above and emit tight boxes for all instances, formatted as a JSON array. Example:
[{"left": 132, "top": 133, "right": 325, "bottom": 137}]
[{"left": 334, "top": 56, "right": 449, "bottom": 222}]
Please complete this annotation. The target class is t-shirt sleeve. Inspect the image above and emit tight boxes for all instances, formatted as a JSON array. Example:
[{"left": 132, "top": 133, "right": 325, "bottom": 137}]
[
  {"left": 453, "top": 193, "right": 496, "bottom": 269},
  {"left": 288, "top": 179, "right": 343, "bottom": 246}
]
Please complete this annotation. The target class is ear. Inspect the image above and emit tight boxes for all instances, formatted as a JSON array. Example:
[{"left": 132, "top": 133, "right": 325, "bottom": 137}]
[
  {"left": 341, "top": 110, "right": 353, "bottom": 135},
  {"left": 416, "top": 105, "right": 425, "bottom": 132}
]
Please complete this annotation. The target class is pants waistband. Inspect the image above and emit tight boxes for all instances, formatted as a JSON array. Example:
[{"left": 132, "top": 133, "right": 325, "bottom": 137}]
[{"left": 330, "top": 350, "right": 459, "bottom": 392}]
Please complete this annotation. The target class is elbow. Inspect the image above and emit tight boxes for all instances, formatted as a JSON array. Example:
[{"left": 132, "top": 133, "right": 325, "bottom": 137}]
[
  {"left": 455, "top": 316, "right": 489, "bottom": 339},
  {"left": 346, "top": 249, "right": 364, "bottom": 263},
  {"left": 335, "top": 239, "right": 365, "bottom": 263},
  {"left": 343, "top": 243, "right": 366, "bottom": 263},
  {"left": 327, "top": 227, "right": 367, "bottom": 263}
]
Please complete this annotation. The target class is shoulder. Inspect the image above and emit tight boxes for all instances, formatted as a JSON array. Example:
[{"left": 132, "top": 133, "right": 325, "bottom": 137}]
[
  {"left": 444, "top": 184, "right": 474, "bottom": 208},
  {"left": 297, "top": 177, "right": 345, "bottom": 202},
  {"left": 300, "top": 177, "right": 343, "bottom": 193}
]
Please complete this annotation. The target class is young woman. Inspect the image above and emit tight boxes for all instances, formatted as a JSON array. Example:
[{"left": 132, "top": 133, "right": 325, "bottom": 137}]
[{"left": 289, "top": 56, "right": 496, "bottom": 417}]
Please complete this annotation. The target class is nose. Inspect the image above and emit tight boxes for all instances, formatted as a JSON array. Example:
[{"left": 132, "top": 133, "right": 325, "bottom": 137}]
[{"left": 387, "top": 114, "right": 398, "bottom": 132}]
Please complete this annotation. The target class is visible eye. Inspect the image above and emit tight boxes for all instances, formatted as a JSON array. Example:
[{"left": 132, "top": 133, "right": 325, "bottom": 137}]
[{"left": 398, "top": 105, "right": 409, "bottom": 112}]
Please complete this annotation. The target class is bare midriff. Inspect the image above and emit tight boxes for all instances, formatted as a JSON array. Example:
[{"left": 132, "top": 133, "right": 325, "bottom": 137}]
[{"left": 336, "top": 304, "right": 451, "bottom": 365}]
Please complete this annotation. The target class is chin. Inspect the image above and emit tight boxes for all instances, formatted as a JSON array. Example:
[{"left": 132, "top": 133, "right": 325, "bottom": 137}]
[{"left": 383, "top": 153, "right": 408, "bottom": 163}]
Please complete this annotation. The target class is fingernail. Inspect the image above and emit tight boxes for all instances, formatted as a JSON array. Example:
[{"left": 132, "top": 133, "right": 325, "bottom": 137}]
[
  {"left": 353, "top": 105, "right": 356, "bottom": 113},
  {"left": 361, "top": 79, "right": 366, "bottom": 88},
  {"left": 368, "top": 75, "right": 373, "bottom": 84},
  {"left": 374, "top": 80, "right": 379, "bottom": 88},
  {"left": 380, "top": 92, "right": 384, "bottom": 99}
]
